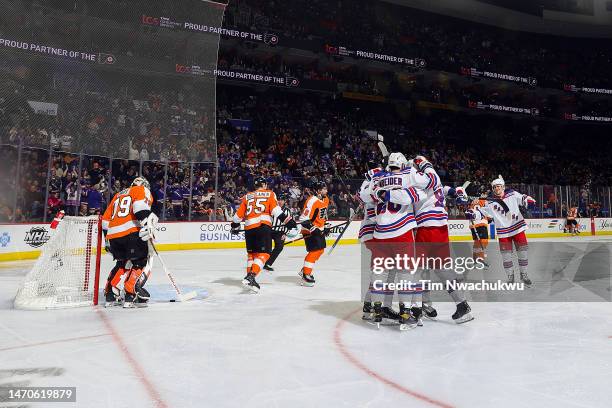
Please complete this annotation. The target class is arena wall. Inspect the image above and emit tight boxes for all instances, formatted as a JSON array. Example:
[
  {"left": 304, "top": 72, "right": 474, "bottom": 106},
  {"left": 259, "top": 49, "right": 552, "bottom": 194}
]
[{"left": 1, "top": 218, "right": 611, "bottom": 262}]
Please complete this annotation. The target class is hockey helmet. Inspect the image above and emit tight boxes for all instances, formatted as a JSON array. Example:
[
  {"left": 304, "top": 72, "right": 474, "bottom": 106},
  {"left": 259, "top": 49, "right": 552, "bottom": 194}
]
[
  {"left": 386, "top": 152, "right": 409, "bottom": 171},
  {"left": 253, "top": 176, "right": 267, "bottom": 188},
  {"left": 311, "top": 180, "right": 326, "bottom": 191},
  {"left": 131, "top": 176, "right": 150, "bottom": 190},
  {"left": 491, "top": 174, "right": 505, "bottom": 188}
]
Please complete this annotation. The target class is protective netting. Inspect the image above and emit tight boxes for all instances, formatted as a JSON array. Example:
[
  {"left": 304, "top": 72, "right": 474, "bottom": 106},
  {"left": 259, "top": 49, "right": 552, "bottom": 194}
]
[
  {"left": 0, "top": 0, "right": 226, "bottom": 162},
  {"left": 14, "top": 215, "right": 101, "bottom": 309}
]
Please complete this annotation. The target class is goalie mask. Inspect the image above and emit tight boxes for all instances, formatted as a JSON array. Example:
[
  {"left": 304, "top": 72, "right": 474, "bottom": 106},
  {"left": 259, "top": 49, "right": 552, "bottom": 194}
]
[
  {"left": 131, "top": 176, "right": 150, "bottom": 191},
  {"left": 386, "top": 152, "right": 409, "bottom": 171}
]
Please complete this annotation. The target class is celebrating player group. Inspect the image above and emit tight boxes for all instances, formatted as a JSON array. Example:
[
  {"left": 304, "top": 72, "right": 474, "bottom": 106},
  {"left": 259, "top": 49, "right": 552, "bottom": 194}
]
[{"left": 93, "top": 140, "right": 535, "bottom": 323}]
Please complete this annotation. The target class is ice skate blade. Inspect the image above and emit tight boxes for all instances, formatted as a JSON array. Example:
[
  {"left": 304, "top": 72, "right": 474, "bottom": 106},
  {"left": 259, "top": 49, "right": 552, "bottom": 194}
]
[
  {"left": 242, "top": 279, "right": 260, "bottom": 293},
  {"left": 362, "top": 313, "right": 373, "bottom": 321},
  {"left": 122, "top": 302, "right": 136, "bottom": 309},
  {"left": 454, "top": 313, "right": 474, "bottom": 324},
  {"left": 399, "top": 322, "right": 418, "bottom": 331},
  {"left": 300, "top": 281, "right": 314, "bottom": 287},
  {"left": 383, "top": 317, "right": 400, "bottom": 325},
  {"left": 417, "top": 318, "right": 424, "bottom": 327},
  {"left": 367, "top": 320, "right": 382, "bottom": 329},
  {"left": 105, "top": 301, "right": 123, "bottom": 308}
]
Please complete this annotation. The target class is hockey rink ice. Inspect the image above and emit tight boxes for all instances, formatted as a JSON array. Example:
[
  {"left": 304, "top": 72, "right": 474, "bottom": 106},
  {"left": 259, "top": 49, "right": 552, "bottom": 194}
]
[{"left": 1, "top": 237, "right": 612, "bottom": 408}]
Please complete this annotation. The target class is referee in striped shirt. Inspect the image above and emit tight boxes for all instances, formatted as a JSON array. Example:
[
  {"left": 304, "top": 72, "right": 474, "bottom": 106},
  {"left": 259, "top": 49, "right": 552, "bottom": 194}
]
[{"left": 264, "top": 192, "right": 293, "bottom": 271}]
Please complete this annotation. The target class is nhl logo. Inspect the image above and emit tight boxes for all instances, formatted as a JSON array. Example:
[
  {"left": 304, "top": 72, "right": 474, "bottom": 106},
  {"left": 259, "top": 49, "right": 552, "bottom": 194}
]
[
  {"left": 0, "top": 232, "right": 10, "bottom": 248},
  {"left": 24, "top": 227, "right": 50, "bottom": 248}
]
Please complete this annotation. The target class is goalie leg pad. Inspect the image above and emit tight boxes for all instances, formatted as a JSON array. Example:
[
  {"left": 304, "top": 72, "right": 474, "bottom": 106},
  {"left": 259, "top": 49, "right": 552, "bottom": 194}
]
[
  {"left": 104, "top": 260, "right": 128, "bottom": 295},
  {"left": 125, "top": 257, "right": 149, "bottom": 295}
]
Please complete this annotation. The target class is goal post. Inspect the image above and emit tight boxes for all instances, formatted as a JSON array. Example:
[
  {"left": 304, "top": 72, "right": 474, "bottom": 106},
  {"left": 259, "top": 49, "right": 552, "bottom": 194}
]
[{"left": 14, "top": 216, "right": 103, "bottom": 310}]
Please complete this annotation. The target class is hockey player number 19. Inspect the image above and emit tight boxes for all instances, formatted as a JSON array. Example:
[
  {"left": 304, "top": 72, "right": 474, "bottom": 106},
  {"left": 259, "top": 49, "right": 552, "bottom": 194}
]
[
  {"left": 112, "top": 196, "right": 132, "bottom": 219},
  {"left": 246, "top": 197, "right": 267, "bottom": 215}
]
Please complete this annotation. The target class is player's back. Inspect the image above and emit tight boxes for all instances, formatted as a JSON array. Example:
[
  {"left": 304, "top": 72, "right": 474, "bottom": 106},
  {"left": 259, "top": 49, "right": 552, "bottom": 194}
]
[
  {"left": 104, "top": 185, "right": 153, "bottom": 239},
  {"left": 370, "top": 170, "right": 419, "bottom": 239},
  {"left": 236, "top": 189, "right": 278, "bottom": 230}
]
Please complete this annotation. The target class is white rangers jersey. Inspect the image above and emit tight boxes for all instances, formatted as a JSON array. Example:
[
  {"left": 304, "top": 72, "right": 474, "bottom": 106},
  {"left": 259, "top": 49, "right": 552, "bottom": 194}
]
[
  {"left": 412, "top": 169, "right": 447, "bottom": 227},
  {"left": 479, "top": 189, "right": 530, "bottom": 238},
  {"left": 357, "top": 179, "right": 376, "bottom": 242},
  {"left": 366, "top": 169, "right": 426, "bottom": 239}
]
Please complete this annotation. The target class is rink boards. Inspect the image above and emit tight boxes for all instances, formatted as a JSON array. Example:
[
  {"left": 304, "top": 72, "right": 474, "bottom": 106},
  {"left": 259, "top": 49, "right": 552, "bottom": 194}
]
[{"left": 1, "top": 217, "right": 611, "bottom": 261}]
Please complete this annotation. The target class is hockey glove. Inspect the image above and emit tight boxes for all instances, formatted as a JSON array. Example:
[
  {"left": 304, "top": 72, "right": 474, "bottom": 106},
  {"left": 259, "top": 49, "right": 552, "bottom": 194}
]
[
  {"left": 455, "top": 186, "right": 467, "bottom": 199},
  {"left": 285, "top": 219, "right": 297, "bottom": 231},
  {"left": 523, "top": 195, "right": 536, "bottom": 207},
  {"left": 465, "top": 209, "right": 476, "bottom": 220},
  {"left": 301, "top": 219, "right": 316, "bottom": 233},
  {"left": 230, "top": 222, "right": 241, "bottom": 235},
  {"left": 323, "top": 222, "right": 333, "bottom": 237},
  {"left": 375, "top": 188, "right": 390, "bottom": 203},
  {"left": 413, "top": 155, "right": 433, "bottom": 172},
  {"left": 139, "top": 213, "right": 159, "bottom": 241},
  {"left": 104, "top": 238, "right": 112, "bottom": 256}
]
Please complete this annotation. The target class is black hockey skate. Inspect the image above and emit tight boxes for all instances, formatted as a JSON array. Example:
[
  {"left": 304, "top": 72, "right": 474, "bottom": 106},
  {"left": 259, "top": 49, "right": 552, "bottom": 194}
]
[
  {"left": 362, "top": 302, "right": 373, "bottom": 320},
  {"left": 398, "top": 303, "right": 418, "bottom": 331},
  {"left": 104, "top": 288, "right": 123, "bottom": 307},
  {"left": 422, "top": 303, "right": 438, "bottom": 320},
  {"left": 507, "top": 273, "right": 515, "bottom": 284},
  {"left": 520, "top": 272, "right": 532, "bottom": 288},
  {"left": 299, "top": 269, "right": 315, "bottom": 287},
  {"left": 381, "top": 306, "right": 401, "bottom": 323},
  {"left": 242, "top": 272, "right": 260, "bottom": 293},
  {"left": 452, "top": 300, "right": 474, "bottom": 324},
  {"left": 263, "top": 265, "right": 274, "bottom": 272},
  {"left": 412, "top": 306, "right": 424, "bottom": 327}
]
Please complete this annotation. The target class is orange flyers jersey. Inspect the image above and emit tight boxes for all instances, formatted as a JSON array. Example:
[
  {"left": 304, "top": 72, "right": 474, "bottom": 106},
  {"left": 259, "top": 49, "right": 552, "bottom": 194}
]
[
  {"left": 567, "top": 207, "right": 577, "bottom": 219},
  {"left": 102, "top": 185, "right": 153, "bottom": 240},
  {"left": 469, "top": 198, "right": 488, "bottom": 228},
  {"left": 300, "top": 195, "right": 329, "bottom": 229},
  {"left": 233, "top": 189, "right": 281, "bottom": 230}
]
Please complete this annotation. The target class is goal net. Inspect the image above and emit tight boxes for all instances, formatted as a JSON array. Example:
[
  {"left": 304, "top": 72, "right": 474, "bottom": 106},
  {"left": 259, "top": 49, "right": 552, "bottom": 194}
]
[{"left": 14, "top": 216, "right": 103, "bottom": 310}]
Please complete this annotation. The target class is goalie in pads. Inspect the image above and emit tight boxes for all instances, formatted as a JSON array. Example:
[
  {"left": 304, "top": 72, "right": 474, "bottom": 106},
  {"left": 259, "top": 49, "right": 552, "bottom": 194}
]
[{"left": 101, "top": 177, "right": 158, "bottom": 308}]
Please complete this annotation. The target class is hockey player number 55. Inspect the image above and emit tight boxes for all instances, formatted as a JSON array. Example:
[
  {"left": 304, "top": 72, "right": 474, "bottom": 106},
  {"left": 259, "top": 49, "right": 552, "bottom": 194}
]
[
  {"left": 246, "top": 197, "right": 267, "bottom": 215},
  {"left": 112, "top": 196, "right": 132, "bottom": 219}
]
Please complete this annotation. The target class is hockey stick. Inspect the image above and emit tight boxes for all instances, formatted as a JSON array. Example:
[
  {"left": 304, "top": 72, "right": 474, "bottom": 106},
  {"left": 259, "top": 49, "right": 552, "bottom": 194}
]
[
  {"left": 148, "top": 241, "right": 197, "bottom": 302},
  {"left": 328, "top": 206, "right": 362, "bottom": 255},
  {"left": 284, "top": 219, "right": 352, "bottom": 245},
  {"left": 363, "top": 130, "right": 390, "bottom": 159}
]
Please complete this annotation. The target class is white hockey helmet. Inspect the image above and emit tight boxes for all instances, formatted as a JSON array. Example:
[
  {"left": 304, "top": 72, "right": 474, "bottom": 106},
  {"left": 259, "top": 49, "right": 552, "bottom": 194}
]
[
  {"left": 386, "top": 152, "right": 409, "bottom": 171},
  {"left": 131, "top": 176, "right": 150, "bottom": 190},
  {"left": 491, "top": 174, "right": 505, "bottom": 188}
]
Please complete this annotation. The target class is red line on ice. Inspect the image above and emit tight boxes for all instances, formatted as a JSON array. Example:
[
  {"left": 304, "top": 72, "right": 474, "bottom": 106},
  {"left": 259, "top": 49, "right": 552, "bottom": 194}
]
[
  {"left": 96, "top": 309, "right": 169, "bottom": 408},
  {"left": 333, "top": 309, "right": 454, "bottom": 408},
  {"left": 0, "top": 333, "right": 110, "bottom": 352}
]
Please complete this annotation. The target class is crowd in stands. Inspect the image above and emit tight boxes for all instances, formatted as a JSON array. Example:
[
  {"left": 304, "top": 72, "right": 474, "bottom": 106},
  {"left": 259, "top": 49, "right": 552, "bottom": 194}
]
[
  {"left": 2, "top": 85, "right": 611, "bottom": 223},
  {"left": 1, "top": 0, "right": 612, "bottom": 223},
  {"left": 0, "top": 66, "right": 216, "bottom": 162}
]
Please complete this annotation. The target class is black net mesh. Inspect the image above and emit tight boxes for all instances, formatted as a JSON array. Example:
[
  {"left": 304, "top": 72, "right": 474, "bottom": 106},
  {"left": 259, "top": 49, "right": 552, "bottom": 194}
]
[{"left": 0, "top": 0, "right": 226, "bottom": 162}]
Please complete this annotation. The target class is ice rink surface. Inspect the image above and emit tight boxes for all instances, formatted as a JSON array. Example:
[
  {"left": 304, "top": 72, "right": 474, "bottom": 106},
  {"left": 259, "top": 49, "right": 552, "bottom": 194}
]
[{"left": 1, "top": 237, "right": 612, "bottom": 408}]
